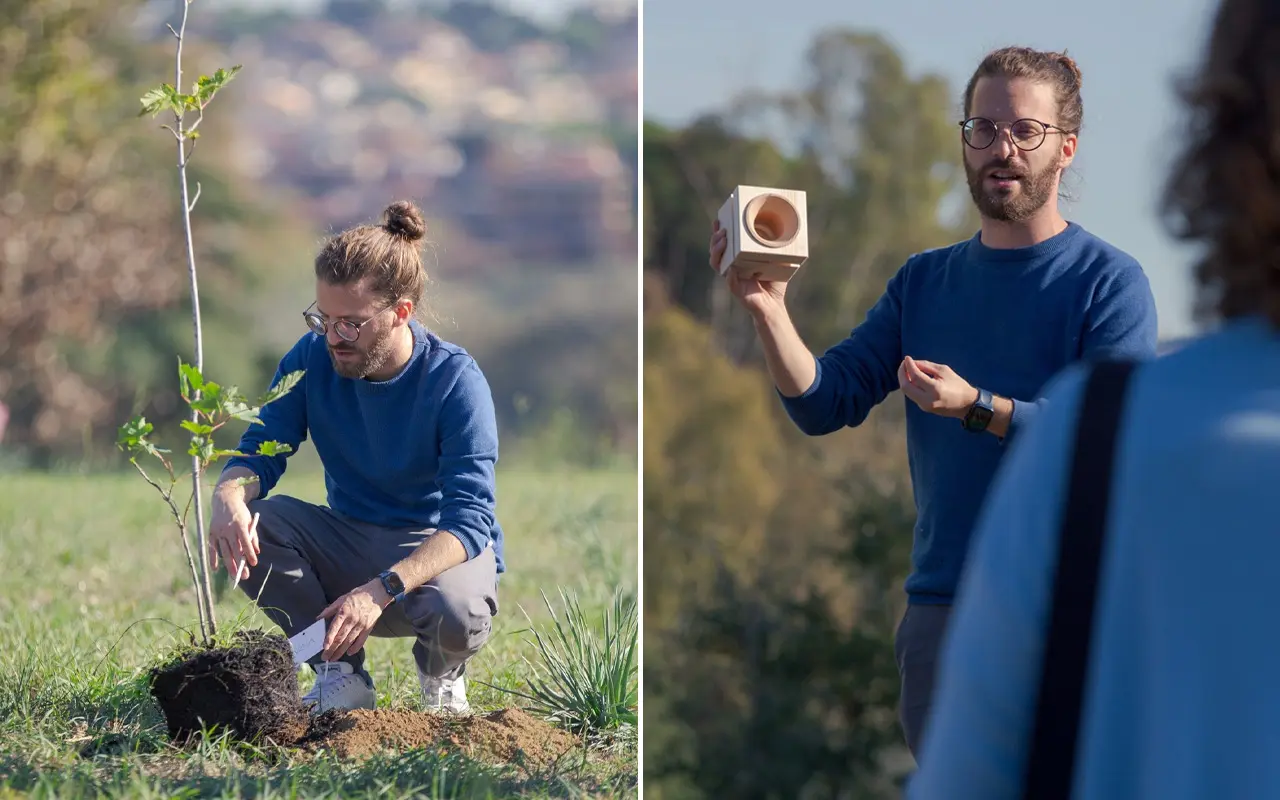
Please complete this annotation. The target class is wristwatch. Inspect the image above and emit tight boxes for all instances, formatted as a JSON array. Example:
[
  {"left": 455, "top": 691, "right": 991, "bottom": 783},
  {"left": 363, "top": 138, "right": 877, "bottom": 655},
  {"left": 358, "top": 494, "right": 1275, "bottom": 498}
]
[
  {"left": 962, "top": 388, "right": 995, "bottom": 433},
  {"left": 377, "top": 570, "right": 407, "bottom": 605}
]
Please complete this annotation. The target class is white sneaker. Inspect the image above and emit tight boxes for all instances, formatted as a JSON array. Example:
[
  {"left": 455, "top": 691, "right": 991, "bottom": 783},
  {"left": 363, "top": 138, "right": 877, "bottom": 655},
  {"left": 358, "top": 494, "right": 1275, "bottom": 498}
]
[
  {"left": 418, "top": 669, "right": 470, "bottom": 714},
  {"left": 302, "top": 661, "right": 376, "bottom": 715}
]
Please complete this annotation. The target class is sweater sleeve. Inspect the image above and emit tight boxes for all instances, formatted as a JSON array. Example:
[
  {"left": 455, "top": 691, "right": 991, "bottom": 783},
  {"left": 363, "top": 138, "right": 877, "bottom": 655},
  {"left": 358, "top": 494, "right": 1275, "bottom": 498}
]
[
  {"left": 221, "top": 339, "right": 309, "bottom": 498},
  {"left": 434, "top": 357, "right": 500, "bottom": 560},
  {"left": 1007, "top": 261, "right": 1158, "bottom": 441},
  {"left": 778, "top": 263, "right": 907, "bottom": 435},
  {"left": 907, "top": 365, "right": 1090, "bottom": 799}
]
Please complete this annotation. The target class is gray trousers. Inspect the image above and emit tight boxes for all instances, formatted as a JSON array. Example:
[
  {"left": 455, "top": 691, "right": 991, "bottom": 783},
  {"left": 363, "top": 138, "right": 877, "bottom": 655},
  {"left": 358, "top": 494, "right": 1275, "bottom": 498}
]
[
  {"left": 894, "top": 603, "right": 953, "bottom": 759},
  {"left": 237, "top": 494, "right": 499, "bottom": 683}
]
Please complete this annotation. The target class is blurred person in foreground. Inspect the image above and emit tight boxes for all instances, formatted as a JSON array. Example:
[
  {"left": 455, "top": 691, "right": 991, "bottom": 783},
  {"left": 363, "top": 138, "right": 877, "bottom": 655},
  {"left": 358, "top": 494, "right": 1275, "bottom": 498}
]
[
  {"left": 909, "top": 0, "right": 1280, "bottom": 796},
  {"left": 207, "top": 200, "right": 504, "bottom": 716},
  {"left": 708, "top": 46, "right": 1159, "bottom": 758}
]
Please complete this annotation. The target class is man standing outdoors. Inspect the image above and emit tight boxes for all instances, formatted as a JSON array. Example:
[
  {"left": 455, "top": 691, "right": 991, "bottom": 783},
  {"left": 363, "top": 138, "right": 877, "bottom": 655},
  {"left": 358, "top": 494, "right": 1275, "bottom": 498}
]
[
  {"left": 912, "top": 0, "right": 1280, "bottom": 793},
  {"left": 208, "top": 200, "right": 504, "bottom": 716},
  {"left": 708, "top": 46, "right": 1159, "bottom": 757}
]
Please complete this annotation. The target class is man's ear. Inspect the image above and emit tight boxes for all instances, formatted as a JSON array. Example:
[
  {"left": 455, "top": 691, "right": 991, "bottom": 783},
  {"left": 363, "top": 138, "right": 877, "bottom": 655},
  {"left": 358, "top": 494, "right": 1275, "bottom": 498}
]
[{"left": 1059, "top": 132, "right": 1078, "bottom": 170}]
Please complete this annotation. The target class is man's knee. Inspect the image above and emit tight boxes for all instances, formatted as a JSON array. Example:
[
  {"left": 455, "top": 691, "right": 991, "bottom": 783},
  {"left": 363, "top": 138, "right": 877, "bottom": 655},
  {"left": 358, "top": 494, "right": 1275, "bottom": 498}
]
[{"left": 413, "top": 591, "right": 494, "bottom": 655}]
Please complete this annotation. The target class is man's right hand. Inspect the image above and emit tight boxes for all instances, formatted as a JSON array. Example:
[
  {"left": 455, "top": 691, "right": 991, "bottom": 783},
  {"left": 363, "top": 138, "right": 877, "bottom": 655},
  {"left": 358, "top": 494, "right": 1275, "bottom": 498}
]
[
  {"left": 709, "top": 218, "right": 789, "bottom": 320},
  {"left": 208, "top": 487, "right": 259, "bottom": 582}
]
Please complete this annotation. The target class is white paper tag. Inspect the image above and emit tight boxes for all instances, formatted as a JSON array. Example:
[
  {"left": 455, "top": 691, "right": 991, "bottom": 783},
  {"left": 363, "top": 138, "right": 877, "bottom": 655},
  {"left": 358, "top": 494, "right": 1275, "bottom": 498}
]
[{"left": 288, "top": 620, "right": 326, "bottom": 666}]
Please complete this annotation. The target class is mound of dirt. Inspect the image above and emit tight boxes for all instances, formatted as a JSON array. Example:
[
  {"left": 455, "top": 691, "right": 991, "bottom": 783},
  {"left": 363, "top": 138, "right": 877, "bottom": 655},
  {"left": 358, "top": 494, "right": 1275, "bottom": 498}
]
[
  {"left": 298, "top": 707, "right": 581, "bottom": 763},
  {"left": 148, "top": 629, "right": 309, "bottom": 745}
]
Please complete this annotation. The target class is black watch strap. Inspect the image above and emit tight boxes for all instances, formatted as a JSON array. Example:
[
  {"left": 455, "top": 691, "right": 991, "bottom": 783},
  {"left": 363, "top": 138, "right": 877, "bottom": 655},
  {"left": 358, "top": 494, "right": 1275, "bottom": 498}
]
[{"left": 963, "top": 387, "right": 995, "bottom": 432}]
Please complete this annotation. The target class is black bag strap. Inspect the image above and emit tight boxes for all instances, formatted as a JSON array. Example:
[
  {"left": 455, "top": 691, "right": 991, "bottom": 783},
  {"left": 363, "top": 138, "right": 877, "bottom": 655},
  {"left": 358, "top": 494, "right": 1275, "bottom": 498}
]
[{"left": 1021, "top": 359, "right": 1138, "bottom": 800}]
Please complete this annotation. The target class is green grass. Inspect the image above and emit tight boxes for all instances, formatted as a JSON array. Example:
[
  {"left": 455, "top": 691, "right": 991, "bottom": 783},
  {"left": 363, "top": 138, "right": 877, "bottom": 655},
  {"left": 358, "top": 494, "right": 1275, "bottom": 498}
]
[{"left": 0, "top": 462, "right": 638, "bottom": 798}]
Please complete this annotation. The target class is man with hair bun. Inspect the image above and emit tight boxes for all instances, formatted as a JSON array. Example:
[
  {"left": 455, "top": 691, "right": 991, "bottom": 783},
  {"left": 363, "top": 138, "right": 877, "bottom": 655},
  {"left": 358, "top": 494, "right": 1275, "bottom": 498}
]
[
  {"left": 207, "top": 200, "right": 504, "bottom": 716},
  {"left": 707, "top": 45, "right": 1159, "bottom": 757}
]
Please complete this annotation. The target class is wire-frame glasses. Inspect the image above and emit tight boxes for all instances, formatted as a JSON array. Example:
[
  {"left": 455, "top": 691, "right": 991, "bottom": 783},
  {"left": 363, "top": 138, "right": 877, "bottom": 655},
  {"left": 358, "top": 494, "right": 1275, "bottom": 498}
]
[
  {"left": 959, "top": 117, "right": 1075, "bottom": 151},
  {"left": 302, "top": 300, "right": 394, "bottom": 343}
]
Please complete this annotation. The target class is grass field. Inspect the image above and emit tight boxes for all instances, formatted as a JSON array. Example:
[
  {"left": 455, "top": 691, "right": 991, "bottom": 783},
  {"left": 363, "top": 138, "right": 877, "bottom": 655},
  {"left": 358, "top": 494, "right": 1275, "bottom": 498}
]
[{"left": 0, "top": 462, "right": 638, "bottom": 798}]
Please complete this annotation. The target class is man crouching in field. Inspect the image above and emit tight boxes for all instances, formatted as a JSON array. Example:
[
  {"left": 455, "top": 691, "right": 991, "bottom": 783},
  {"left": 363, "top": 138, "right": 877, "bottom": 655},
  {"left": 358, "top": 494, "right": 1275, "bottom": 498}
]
[{"left": 207, "top": 200, "right": 505, "bottom": 716}]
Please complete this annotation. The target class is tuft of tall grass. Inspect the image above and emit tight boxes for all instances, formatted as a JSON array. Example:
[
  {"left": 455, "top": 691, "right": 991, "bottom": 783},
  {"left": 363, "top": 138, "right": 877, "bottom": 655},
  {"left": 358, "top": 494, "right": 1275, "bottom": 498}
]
[{"left": 500, "top": 587, "right": 638, "bottom": 736}]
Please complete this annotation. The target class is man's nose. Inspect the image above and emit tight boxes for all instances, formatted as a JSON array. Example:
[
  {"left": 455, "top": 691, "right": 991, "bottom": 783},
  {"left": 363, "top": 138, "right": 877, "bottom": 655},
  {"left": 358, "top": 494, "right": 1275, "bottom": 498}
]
[
  {"left": 326, "top": 329, "right": 344, "bottom": 347},
  {"left": 993, "top": 131, "right": 1018, "bottom": 160}
]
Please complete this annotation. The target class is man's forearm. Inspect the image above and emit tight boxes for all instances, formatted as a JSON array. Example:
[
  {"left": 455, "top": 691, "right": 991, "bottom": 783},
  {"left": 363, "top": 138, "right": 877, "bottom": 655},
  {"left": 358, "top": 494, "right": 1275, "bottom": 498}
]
[
  {"left": 753, "top": 307, "right": 818, "bottom": 398},
  {"left": 216, "top": 465, "right": 261, "bottom": 503},
  {"left": 389, "top": 530, "right": 468, "bottom": 594}
]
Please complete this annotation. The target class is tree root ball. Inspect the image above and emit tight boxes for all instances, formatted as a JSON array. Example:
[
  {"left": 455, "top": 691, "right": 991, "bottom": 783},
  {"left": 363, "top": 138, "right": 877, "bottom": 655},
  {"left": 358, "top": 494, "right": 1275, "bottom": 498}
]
[{"left": 149, "top": 629, "right": 309, "bottom": 745}]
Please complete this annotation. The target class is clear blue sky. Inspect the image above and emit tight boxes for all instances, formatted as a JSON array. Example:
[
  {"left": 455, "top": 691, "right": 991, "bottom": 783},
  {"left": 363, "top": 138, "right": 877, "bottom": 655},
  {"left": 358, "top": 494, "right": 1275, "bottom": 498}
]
[{"left": 643, "top": 0, "right": 1219, "bottom": 340}]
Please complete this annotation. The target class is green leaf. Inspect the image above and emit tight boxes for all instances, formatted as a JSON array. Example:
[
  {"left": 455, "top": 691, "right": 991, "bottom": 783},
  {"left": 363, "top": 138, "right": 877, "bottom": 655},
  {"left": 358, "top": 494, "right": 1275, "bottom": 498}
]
[
  {"left": 118, "top": 416, "right": 171, "bottom": 461},
  {"left": 232, "top": 474, "right": 260, "bottom": 487},
  {"left": 193, "top": 64, "right": 243, "bottom": 106},
  {"left": 256, "top": 441, "right": 293, "bottom": 457},
  {"left": 116, "top": 416, "right": 153, "bottom": 450},
  {"left": 188, "top": 435, "right": 216, "bottom": 463},
  {"left": 230, "top": 408, "right": 264, "bottom": 426},
  {"left": 261, "top": 370, "right": 304, "bottom": 406},
  {"left": 189, "top": 379, "right": 222, "bottom": 415},
  {"left": 215, "top": 384, "right": 247, "bottom": 411},
  {"left": 178, "top": 360, "right": 204, "bottom": 399},
  {"left": 179, "top": 420, "right": 214, "bottom": 435},
  {"left": 138, "top": 84, "right": 182, "bottom": 117}
]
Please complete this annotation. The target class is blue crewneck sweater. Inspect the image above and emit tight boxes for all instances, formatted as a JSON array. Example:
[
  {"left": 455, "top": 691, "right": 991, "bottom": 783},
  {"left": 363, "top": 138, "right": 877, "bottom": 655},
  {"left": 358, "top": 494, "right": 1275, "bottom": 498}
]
[
  {"left": 223, "top": 319, "right": 505, "bottom": 573},
  {"left": 780, "top": 222, "right": 1157, "bottom": 603}
]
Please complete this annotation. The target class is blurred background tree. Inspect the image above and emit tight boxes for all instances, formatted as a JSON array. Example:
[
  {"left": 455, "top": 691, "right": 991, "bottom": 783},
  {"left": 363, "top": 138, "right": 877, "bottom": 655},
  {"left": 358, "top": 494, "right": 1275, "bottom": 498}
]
[
  {"left": 0, "top": 0, "right": 638, "bottom": 470},
  {"left": 643, "top": 30, "right": 978, "bottom": 798}
]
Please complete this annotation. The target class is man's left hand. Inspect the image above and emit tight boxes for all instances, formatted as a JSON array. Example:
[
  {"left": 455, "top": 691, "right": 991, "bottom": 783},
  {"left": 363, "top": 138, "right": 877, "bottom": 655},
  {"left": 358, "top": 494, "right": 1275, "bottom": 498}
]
[
  {"left": 318, "top": 581, "right": 390, "bottom": 661},
  {"left": 898, "top": 356, "right": 977, "bottom": 419}
]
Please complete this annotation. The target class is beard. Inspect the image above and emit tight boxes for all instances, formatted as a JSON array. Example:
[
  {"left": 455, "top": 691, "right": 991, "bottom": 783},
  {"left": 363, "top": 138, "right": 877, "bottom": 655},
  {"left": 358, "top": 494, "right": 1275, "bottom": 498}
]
[
  {"left": 328, "top": 328, "right": 398, "bottom": 379},
  {"left": 964, "top": 154, "right": 1059, "bottom": 223}
]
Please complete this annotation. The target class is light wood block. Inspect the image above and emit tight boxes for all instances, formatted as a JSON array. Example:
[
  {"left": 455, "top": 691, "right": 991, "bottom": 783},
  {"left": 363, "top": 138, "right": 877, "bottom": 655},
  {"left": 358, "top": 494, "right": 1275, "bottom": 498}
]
[{"left": 715, "top": 185, "right": 809, "bottom": 283}]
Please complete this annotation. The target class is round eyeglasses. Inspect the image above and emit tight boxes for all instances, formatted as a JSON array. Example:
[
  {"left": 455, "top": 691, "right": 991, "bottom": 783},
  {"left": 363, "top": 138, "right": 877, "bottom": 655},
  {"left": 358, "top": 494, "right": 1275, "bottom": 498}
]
[
  {"left": 959, "top": 117, "right": 1075, "bottom": 152},
  {"left": 302, "top": 301, "right": 393, "bottom": 343}
]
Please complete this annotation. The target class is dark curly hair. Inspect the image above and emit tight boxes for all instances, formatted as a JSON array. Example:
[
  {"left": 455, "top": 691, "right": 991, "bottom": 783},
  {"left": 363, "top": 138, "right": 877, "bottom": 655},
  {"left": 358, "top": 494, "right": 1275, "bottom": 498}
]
[{"left": 1161, "top": 0, "right": 1280, "bottom": 329}]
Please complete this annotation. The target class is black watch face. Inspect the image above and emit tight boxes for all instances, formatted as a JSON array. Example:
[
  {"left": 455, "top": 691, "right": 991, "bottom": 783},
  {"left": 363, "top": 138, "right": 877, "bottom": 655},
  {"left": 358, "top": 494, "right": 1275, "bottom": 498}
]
[
  {"left": 967, "top": 406, "right": 994, "bottom": 431},
  {"left": 384, "top": 572, "right": 405, "bottom": 595}
]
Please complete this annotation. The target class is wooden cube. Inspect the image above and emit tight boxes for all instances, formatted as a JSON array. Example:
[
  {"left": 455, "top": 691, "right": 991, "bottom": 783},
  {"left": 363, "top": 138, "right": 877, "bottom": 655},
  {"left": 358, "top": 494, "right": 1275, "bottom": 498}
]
[{"left": 715, "top": 185, "right": 809, "bottom": 282}]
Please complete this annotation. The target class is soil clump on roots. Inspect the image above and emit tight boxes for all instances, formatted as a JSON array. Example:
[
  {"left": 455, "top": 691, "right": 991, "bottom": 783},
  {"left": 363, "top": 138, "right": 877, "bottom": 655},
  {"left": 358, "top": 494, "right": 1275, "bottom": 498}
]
[
  {"left": 149, "top": 629, "right": 310, "bottom": 745},
  {"left": 148, "top": 630, "right": 581, "bottom": 766}
]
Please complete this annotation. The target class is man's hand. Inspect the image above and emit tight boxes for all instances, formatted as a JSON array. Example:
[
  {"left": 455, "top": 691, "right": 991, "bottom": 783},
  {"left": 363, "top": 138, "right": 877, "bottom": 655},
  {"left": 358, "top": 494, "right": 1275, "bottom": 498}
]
[
  {"left": 897, "top": 356, "right": 978, "bottom": 419},
  {"left": 318, "top": 581, "right": 391, "bottom": 661},
  {"left": 208, "top": 489, "right": 259, "bottom": 582},
  {"left": 709, "top": 218, "right": 788, "bottom": 321}
]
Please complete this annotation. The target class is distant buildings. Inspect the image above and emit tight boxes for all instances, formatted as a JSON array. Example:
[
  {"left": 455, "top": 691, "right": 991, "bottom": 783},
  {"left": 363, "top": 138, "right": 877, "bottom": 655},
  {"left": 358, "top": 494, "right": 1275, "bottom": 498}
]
[{"left": 205, "top": 5, "right": 636, "bottom": 267}]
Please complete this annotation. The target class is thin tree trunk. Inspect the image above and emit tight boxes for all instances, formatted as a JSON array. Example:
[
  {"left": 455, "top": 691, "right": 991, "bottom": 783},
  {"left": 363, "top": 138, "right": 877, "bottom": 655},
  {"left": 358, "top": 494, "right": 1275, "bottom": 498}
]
[{"left": 173, "top": 0, "right": 217, "bottom": 641}]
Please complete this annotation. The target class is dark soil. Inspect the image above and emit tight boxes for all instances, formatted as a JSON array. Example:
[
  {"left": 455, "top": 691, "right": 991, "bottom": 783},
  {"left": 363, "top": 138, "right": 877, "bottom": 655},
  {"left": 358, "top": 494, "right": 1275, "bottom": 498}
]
[
  {"left": 148, "top": 629, "right": 582, "bottom": 767},
  {"left": 149, "top": 629, "right": 309, "bottom": 745},
  {"left": 297, "top": 707, "right": 582, "bottom": 763}
]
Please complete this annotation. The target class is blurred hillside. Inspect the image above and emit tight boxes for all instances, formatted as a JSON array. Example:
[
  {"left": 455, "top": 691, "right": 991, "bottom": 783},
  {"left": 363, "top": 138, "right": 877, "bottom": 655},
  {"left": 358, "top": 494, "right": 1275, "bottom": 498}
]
[
  {"left": 643, "top": 31, "right": 981, "bottom": 798},
  {"left": 0, "top": 0, "right": 637, "bottom": 469}
]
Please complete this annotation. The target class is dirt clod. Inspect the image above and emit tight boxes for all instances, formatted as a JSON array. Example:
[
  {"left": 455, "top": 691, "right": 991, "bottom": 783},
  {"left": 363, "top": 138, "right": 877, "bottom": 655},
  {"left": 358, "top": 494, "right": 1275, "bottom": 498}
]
[
  {"left": 149, "top": 629, "right": 309, "bottom": 745},
  {"left": 298, "top": 707, "right": 581, "bottom": 763},
  {"left": 149, "top": 629, "right": 581, "bottom": 768}
]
